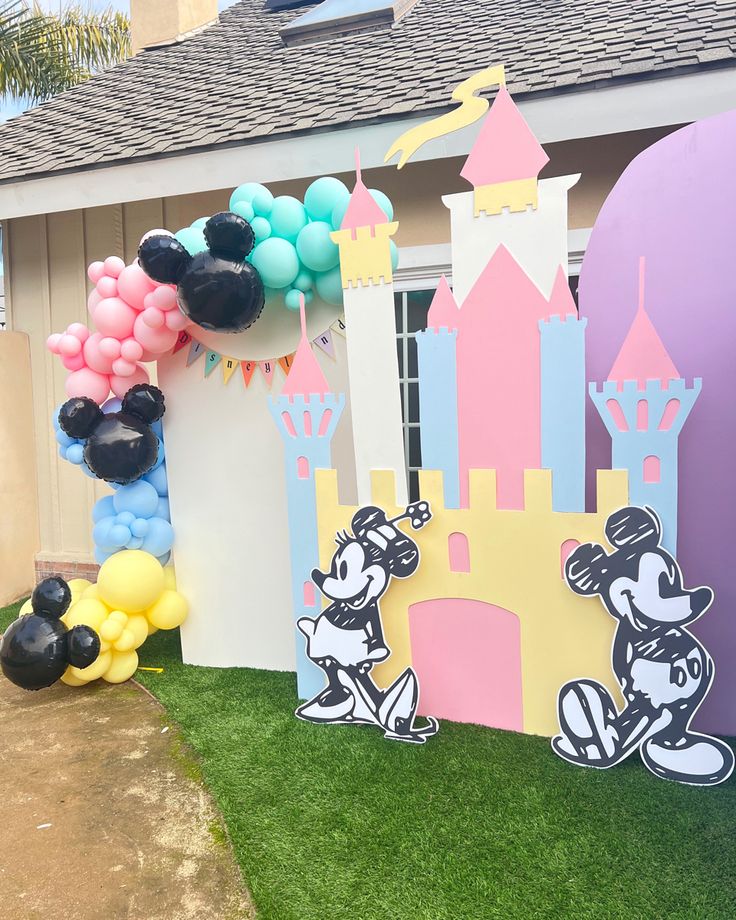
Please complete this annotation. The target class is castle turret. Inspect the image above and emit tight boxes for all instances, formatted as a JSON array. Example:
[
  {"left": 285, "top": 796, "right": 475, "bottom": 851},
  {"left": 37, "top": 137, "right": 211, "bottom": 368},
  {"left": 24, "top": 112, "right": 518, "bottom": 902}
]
[
  {"left": 331, "top": 148, "right": 407, "bottom": 505},
  {"left": 415, "top": 275, "right": 461, "bottom": 508},
  {"left": 269, "top": 296, "right": 345, "bottom": 698},
  {"left": 589, "top": 259, "right": 700, "bottom": 552},
  {"left": 539, "top": 268, "right": 587, "bottom": 512}
]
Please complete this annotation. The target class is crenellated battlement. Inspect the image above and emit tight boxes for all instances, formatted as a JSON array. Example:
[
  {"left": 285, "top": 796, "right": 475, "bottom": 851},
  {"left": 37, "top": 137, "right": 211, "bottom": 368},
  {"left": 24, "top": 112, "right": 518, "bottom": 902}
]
[
  {"left": 590, "top": 377, "right": 702, "bottom": 398},
  {"left": 269, "top": 392, "right": 345, "bottom": 443},
  {"left": 590, "top": 377, "right": 702, "bottom": 440},
  {"left": 416, "top": 326, "right": 458, "bottom": 338},
  {"left": 539, "top": 314, "right": 588, "bottom": 328},
  {"left": 331, "top": 222, "right": 399, "bottom": 288}
]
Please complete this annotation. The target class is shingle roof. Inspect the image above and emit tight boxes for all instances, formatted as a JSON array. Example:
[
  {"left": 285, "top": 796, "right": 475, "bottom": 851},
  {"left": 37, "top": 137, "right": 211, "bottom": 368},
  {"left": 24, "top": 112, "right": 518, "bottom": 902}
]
[{"left": 0, "top": 0, "right": 734, "bottom": 184}]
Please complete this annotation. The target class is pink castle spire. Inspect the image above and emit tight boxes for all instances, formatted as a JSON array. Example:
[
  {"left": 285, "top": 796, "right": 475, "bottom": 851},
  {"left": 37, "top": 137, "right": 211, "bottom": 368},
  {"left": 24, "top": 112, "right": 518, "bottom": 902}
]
[
  {"left": 280, "top": 295, "right": 331, "bottom": 400},
  {"left": 546, "top": 265, "right": 577, "bottom": 317},
  {"left": 460, "top": 86, "right": 549, "bottom": 189},
  {"left": 427, "top": 275, "right": 460, "bottom": 330},
  {"left": 341, "top": 147, "right": 388, "bottom": 232},
  {"left": 608, "top": 257, "right": 680, "bottom": 388}
]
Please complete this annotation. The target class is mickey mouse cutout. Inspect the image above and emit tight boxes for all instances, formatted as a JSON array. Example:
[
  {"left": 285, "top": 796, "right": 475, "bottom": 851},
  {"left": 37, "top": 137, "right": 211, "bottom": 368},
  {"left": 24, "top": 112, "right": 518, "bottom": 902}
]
[
  {"left": 296, "top": 501, "right": 438, "bottom": 744},
  {"left": 0, "top": 577, "right": 100, "bottom": 691},
  {"left": 138, "top": 212, "right": 265, "bottom": 333},
  {"left": 556, "top": 506, "right": 734, "bottom": 786}
]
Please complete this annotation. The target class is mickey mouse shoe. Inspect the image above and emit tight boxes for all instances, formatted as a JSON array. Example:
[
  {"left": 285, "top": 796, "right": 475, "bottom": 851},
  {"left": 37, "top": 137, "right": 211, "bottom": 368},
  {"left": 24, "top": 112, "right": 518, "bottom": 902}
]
[
  {"left": 640, "top": 732, "right": 735, "bottom": 786},
  {"left": 552, "top": 680, "right": 625, "bottom": 768}
]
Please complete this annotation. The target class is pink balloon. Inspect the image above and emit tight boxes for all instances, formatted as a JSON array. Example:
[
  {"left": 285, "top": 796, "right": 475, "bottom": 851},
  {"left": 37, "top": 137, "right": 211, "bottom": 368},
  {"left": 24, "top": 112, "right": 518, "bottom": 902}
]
[
  {"left": 165, "top": 311, "right": 189, "bottom": 332},
  {"left": 112, "top": 358, "right": 137, "bottom": 377},
  {"left": 117, "top": 263, "right": 155, "bottom": 311},
  {"left": 65, "top": 367, "right": 110, "bottom": 403},
  {"left": 133, "top": 313, "right": 177, "bottom": 354},
  {"left": 67, "top": 323, "right": 89, "bottom": 341},
  {"left": 47, "top": 333, "right": 62, "bottom": 352},
  {"left": 59, "top": 335, "right": 82, "bottom": 357},
  {"left": 96, "top": 276, "right": 118, "bottom": 299},
  {"left": 94, "top": 297, "right": 137, "bottom": 338},
  {"left": 103, "top": 256, "right": 125, "bottom": 278},
  {"left": 98, "top": 336, "right": 121, "bottom": 359},
  {"left": 88, "top": 261, "right": 105, "bottom": 284},
  {"left": 120, "top": 339, "right": 144, "bottom": 361},
  {"left": 83, "top": 333, "right": 116, "bottom": 374},
  {"left": 87, "top": 289, "right": 102, "bottom": 316},
  {"left": 111, "top": 365, "right": 148, "bottom": 397},
  {"left": 142, "top": 307, "right": 165, "bottom": 328},
  {"left": 62, "top": 353, "right": 86, "bottom": 372},
  {"left": 147, "top": 285, "right": 177, "bottom": 311}
]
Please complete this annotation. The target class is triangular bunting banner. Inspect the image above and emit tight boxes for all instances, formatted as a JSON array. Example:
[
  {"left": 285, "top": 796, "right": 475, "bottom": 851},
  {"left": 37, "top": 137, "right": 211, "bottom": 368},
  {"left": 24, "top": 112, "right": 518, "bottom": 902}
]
[
  {"left": 259, "top": 360, "right": 275, "bottom": 387},
  {"left": 173, "top": 330, "right": 192, "bottom": 354},
  {"left": 222, "top": 356, "right": 239, "bottom": 384},
  {"left": 204, "top": 349, "right": 222, "bottom": 376},
  {"left": 241, "top": 360, "right": 256, "bottom": 386},
  {"left": 278, "top": 353, "right": 295, "bottom": 375},
  {"left": 331, "top": 315, "right": 346, "bottom": 337},
  {"left": 186, "top": 340, "right": 205, "bottom": 366},
  {"left": 313, "top": 328, "right": 336, "bottom": 359}
]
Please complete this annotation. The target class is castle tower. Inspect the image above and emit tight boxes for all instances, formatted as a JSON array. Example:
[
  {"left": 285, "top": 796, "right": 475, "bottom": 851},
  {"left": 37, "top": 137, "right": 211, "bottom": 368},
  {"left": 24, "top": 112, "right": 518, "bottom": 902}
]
[
  {"left": 539, "top": 268, "right": 587, "bottom": 512},
  {"left": 331, "top": 148, "right": 407, "bottom": 505},
  {"left": 269, "top": 296, "right": 345, "bottom": 698},
  {"left": 589, "top": 259, "right": 700, "bottom": 552},
  {"left": 442, "top": 83, "right": 579, "bottom": 302},
  {"left": 415, "top": 275, "right": 461, "bottom": 508}
]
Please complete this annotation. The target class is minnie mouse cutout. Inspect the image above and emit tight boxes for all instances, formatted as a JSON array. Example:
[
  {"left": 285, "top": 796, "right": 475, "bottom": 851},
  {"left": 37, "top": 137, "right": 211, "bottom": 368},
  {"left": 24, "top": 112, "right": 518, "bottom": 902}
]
[
  {"left": 297, "top": 501, "right": 438, "bottom": 744},
  {"left": 556, "top": 506, "right": 733, "bottom": 786}
]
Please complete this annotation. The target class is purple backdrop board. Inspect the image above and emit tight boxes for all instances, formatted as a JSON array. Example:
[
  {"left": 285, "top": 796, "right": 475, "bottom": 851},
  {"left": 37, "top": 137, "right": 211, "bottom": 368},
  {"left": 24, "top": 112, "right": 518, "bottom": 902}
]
[{"left": 579, "top": 110, "right": 736, "bottom": 734}]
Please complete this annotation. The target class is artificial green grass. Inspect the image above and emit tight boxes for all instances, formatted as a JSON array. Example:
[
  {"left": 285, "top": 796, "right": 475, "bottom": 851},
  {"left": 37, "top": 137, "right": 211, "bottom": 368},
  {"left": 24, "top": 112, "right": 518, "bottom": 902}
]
[{"left": 3, "top": 600, "right": 736, "bottom": 918}]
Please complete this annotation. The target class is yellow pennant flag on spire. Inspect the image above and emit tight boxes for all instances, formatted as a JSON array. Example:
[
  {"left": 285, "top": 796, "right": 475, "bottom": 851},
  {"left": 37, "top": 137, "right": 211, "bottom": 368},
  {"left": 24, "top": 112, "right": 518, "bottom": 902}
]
[{"left": 384, "top": 64, "right": 506, "bottom": 170}]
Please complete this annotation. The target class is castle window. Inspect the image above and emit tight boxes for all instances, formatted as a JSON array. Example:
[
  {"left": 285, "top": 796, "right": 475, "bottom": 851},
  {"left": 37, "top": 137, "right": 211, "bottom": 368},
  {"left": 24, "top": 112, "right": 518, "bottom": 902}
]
[
  {"left": 636, "top": 400, "right": 648, "bottom": 431},
  {"left": 303, "top": 411, "right": 312, "bottom": 437},
  {"left": 303, "top": 581, "right": 316, "bottom": 607},
  {"left": 297, "top": 456, "right": 310, "bottom": 479},
  {"left": 605, "top": 399, "right": 629, "bottom": 431},
  {"left": 448, "top": 532, "right": 470, "bottom": 572},
  {"left": 658, "top": 398, "right": 681, "bottom": 431},
  {"left": 281, "top": 411, "right": 297, "bottom": 438},
  {"left": 317, "top": 408, "right": 333, "bottom": 437},
  {"left": 643, "top": 455, "right": 660, "bottom": 483},
  {"left": 560, "top": 539, "right": 580, "bottom": 578}
]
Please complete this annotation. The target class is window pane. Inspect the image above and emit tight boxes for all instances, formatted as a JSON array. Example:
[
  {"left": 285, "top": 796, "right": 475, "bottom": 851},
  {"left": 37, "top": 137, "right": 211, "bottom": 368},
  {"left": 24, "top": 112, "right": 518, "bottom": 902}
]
[
  {"left": 394, "top": 292, "right": 404, "bottom": 331},
  {"left": 408, "top": 470, "right": 419, "bottom": 503},
  {"left": 407, "top": 382, "right": 420, "bottom": 422},
  {"left": 396, "top": 338, "right": 404, "bottom": 376},
  {"left": 407, "top": 336, "right": 418, "bottom": 378},
  {"left": 406, "top": 289, "right": 432, "bottom": 332},
  {"left": 408, "top": 426, "right": 422, "bottom": 468}
]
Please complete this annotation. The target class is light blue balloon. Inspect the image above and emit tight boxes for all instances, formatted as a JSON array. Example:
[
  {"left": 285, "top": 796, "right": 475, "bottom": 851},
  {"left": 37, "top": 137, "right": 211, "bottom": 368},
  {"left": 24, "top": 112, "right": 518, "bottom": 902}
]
[
  {"left": 92, "top": 495, "right": 116, "bottom": 523},
  {"left": 175, "top": 227, "right": 207, "bottom": 256},
  {"left": 155, "top": 497, "right": 170, "bottom": 520},
  {"left": 232, "top": 200, "right": 255, "bottom": 222},
  {"left": 66, "top": 443, "right": 85, "bottom": 465},
  {"left": 127, "top": 536, "right": 145, "bottom": 550},
  {"left": 143, "top": 464, "right": 168, "bottom": 497},
  {"left": 131, "top": 518, "right": 150, "bottom": 538},
  {"left": 151, "top": 418, "right": 164, "bottom": 439},
  {"left": 304, "top": 177, "right": 350, "bottom": 222},
  {"left": 284, "top": 289, "right": 302, "bottom": 311},
  {"left": 251, "top": 216, "right": 272, "bottom": 244},
  {"left": 150, "top": 437, "right": 166, "bottom": 470},
  {"left": 269, "top": 196, "right": 308, "bottom": 242},
  {"left": 251, "top": 237, "right": 300, "bottom": 289},
  {"left": 109, "top": 523, "right": 131, "bottom": 547},
  {"left": 157, "top": 552, "right": 171, "bottom": 567},
  {"left": 390, "top": 239, "right": 399, "bottom": 271},
  {"left": 81, "top": 461, "right": 99, "bottom": 480},
  {"left": 369, "top": 188, "right": 394, "bottom": 221},
  {"left": 142, "top": 518, "right": 175, "bottom": 557},
  {"left": 55, "top": 428, "right": 75, "bottom": 449},
  {"left": 94, "top": 546, "right": 113, "bottom": 565},
  {"left": 191, "top": 216, "right": 210, "bottom": 230},
  {"left": 294, "top": 271, "right": 314, "bottom": 292},
  {"left": 296, "top": 221, "right": 340, "bottom": 273},
  {"left": 115, "top": 511, "right": 136, "bottom": 528},
  {"left": 102, "top": 396, "right": 123, "bottom": 414},
  {"left": 113, "top": 480, "right": 159, "bottom": 518},
  {"left": 315, "top": 266, "right": 344, "bottom": 306}
]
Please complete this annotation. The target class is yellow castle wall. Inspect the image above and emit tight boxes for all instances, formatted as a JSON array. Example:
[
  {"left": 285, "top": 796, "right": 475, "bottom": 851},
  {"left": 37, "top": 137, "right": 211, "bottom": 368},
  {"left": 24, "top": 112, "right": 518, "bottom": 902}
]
[{"left": 315, "top": 467, "right": 629, "bottom": 737}]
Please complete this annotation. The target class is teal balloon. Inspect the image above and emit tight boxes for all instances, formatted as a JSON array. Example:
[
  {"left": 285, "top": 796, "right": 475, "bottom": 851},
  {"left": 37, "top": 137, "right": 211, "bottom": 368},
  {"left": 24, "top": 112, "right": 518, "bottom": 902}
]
[
  {"left": 294, "top": 271, "right": 314, "bottom": 292},
  {"left": 232, "top": 200, "right": 255, "bottom": 222},
  {"left": 390, "top": 239, "right": 399, "bottom": 271},
  {"left": 251, "top": 216, "right": 272, "bottom": 244},
  {"left": 315, "top": 266, "right": 344, "bottom": 306},
  {"left": 252, "top": 188, "right": 274, "bottom": 217},
  {"left": 304, "top": 289, "right": 314, "bottom": 304},
  {"left": 368, "top": 188, "right": 394, "bottom": 221},
  {"left": 330, "top": 198, "right": 348, "bottom": 231},
  {"left": 296, "top": 221, "right": 339, "bottom": 273},
  {"left": 175, "top": 227, "right": 207, "bottom": 256},
  {"left": 304, "top": 177, "right": 350, "bottom": 222},
  {"left": 284, "top": 288, "right": 302, "bottom": 311},
  {"left": 191, "top": 216, "right": 210, "bottom": 230},
  {"left": 270, "top": 196, "right": 308, "bottom": 242},
  {"left": 251, "top": 237, "right": 300, "bottom": 289},
  {"left": 230, "top": 182, "right": 268, "bottom": 208}
]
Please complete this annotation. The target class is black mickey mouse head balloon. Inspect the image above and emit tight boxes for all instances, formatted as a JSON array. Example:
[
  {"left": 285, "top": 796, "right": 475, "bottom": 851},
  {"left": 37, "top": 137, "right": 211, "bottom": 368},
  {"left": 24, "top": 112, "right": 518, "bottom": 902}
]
[
  {"left": 0, "top": 577, "right": 100, "bottom": 691},
  {"left": 58, "top": 383, "right": 165, "bottom": 485},
  {"left": 137, "top": 212, "right": 265, "bottom": 333}
]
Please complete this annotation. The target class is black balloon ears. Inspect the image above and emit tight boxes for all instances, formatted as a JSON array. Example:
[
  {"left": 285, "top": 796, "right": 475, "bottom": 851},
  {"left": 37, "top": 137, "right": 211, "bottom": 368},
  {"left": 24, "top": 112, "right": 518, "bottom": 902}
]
[
  {"left": 58, "top": 397, "right": 103, "bottom": 440},
  {"left": 121, "top": 383, "right": 165, "bottom": 424},
  {"left": 604, "top": 506, "right": 661, "bottom": 550},
  {"left": 31, "top": 576, "right": 72, "bottom": 619},
  {"left": 565, "top": 543, "right": 610, "bottom": 597},
  {"left": 138, "top": 234, "right": 192, "bottom": 284},
  {"left": 204, "top": 212, "right": 256, "bottom": 261},
  {"left": 67, "top": 625, "right": 101, "bottom": 668}
]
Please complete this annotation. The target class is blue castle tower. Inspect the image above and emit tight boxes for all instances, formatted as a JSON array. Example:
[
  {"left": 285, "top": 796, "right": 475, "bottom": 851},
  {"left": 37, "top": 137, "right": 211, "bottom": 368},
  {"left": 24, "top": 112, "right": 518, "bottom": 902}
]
[
  {"left": 269, "top": 301, "right": 345, "bottom": 698},
  {"left": 588, "top": 266, "right": 699, "bottom": 553},
  {"left": 539, "top": 270, "right": 587, "bottom": 512}
]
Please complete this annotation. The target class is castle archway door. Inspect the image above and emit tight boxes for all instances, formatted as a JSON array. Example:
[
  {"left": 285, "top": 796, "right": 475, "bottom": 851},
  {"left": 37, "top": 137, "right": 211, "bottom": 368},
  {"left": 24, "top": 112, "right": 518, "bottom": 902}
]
[{"left": 409, "top": 598, "right": 523, "bottom": 731}]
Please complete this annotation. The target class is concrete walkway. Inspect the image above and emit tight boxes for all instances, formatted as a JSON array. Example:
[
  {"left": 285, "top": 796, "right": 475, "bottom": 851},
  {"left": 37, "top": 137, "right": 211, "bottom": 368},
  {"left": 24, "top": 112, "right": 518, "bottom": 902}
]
[{"left": 0, "top": 677, "right": 253, "bottom": 920}]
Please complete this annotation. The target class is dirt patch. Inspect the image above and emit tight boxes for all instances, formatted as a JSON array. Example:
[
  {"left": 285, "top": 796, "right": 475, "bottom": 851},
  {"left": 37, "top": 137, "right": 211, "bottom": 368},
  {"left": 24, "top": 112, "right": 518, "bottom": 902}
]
[{"left": 0, "top": 678, "right": 254, "bottom": 920}]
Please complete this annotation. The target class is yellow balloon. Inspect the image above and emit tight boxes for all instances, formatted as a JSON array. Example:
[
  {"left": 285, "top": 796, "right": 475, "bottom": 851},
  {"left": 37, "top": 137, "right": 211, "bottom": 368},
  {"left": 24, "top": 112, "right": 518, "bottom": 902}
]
[
  {"left": 146, "top": 589, "right": 188, "bottom": 630},
  {"left": 100, "top": 618, "right": 124, "bottom": 643},
  {"left": 163, "top": 565, "right": 178, "bottom": 591},
  {"left": 82, "top": 583, "right": 100, "bottom": 600},
  {"left": 103, "top": 650, "right": 138, "bottom": 683},
  {"left": 67, "top": 578, "right": 91, "bottom": 605},
  {"left": 67, "top": 649, "right": 112, "bottom": 684},
  {"left": 64, "top": 598, "right": 109, "bottom": 632},
  {"left": 60, "top": 668, "right": 87, "bottom": 687},
  {"left": 126, "top": 614, "right": 150, "bottom": 649},
  {"left": 97, "top": 550, "right": 165, "bottom": 613},
  {"left": 20, "top": 597, "right": 32, "bottom": 615},
  {"left": 114, "top": 628, "right": 137, "bottom": 652}
]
